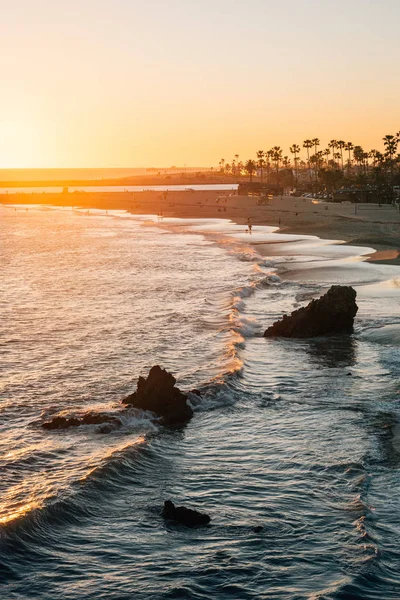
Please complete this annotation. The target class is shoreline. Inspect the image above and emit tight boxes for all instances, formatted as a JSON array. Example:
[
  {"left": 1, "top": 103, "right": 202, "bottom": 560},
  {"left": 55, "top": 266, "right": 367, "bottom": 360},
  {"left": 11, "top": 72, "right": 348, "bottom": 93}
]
[{"left": 2, "top": 190, "right": 400, "bottom": 265}]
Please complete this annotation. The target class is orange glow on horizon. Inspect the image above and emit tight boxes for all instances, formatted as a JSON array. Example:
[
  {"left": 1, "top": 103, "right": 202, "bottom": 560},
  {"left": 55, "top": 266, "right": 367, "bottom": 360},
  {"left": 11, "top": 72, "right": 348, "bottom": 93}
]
[{"left": 1, "top": 1, "right": 399, "bottom": 169}]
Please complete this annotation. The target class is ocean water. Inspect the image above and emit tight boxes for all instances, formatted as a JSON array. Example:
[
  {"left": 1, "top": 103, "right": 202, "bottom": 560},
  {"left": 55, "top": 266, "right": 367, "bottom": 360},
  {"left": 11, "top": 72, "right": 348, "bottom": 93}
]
[
  {"left": 1, "top": 205, "right": 400, "bottom": 600},
  {"left": 0, "top": 184, "right": 238, "bottom": 195}
]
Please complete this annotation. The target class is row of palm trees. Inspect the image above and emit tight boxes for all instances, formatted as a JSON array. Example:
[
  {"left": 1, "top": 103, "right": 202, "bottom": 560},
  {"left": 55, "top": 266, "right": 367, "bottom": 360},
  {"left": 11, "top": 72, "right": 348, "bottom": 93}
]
[{"left": 219, "top": 132, "right": 400, "bottom": 186}]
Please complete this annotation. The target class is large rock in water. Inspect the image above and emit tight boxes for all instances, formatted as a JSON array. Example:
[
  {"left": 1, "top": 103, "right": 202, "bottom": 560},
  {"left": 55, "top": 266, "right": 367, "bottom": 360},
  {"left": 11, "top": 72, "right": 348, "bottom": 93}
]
[
  {"left": 122, "top": 366, "right": 193, "bottom": 425},
  {"left": 264, "top": 285, "right": 358, "bottom": 338}
]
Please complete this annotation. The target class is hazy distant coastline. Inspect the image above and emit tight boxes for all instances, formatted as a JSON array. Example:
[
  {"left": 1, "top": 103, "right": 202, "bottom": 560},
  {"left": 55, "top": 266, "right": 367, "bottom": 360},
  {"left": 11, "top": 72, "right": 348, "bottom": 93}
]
[{"left": 0, "top": 169, "right": 230, "bottom": 188}]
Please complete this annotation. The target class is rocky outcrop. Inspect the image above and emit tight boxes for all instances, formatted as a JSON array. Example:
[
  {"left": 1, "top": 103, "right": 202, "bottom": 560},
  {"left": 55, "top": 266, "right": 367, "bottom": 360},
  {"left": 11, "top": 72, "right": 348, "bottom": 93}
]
[
  {"left": 42, "top": 412, "right": 121, "bottom": 431},
  {"left": 42, "top": 366, "right": 194, "bottom": 432},
  {"left": 122, "top": 365, "right": 193, "bottom": 425},
  {"left": 162, "top": 500, "right": 211, "bottom": 527},
  {"left": 264, "top": 285, "right": 358, "bottom": 338}
]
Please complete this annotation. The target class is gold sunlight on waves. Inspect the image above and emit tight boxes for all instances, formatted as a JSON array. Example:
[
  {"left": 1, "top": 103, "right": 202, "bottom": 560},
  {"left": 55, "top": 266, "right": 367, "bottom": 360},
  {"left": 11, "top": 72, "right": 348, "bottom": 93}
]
[{"left": 0, "top": 436, "right": 146, "bottom": 526}]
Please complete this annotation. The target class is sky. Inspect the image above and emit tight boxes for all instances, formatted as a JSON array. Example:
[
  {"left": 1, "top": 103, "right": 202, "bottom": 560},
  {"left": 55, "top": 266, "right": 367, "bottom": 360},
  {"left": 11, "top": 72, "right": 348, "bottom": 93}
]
[{"left": 1, "top": 0, "right": 399, "bottom": 168}]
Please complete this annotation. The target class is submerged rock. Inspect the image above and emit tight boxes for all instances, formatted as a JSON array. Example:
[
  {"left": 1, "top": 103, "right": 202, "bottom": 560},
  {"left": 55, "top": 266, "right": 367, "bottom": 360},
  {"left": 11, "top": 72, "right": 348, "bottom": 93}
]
[
  {"left": 122, "top": 365, "right": 193, "bottom": 425},
  {"left": 264, "top": 285, "right": 358, "bottom": 339},
  {"left": 162, "top": 500, "right": 211, "bottom": 527},
  {"left": 42, "top": 412, "right": 120, "bottom": 431},
  {"left": 253, "top": 525, "right": 264, "bottom": 533},
  {"left": 42, "top": 416, "right": 80, "bottom": 430}
]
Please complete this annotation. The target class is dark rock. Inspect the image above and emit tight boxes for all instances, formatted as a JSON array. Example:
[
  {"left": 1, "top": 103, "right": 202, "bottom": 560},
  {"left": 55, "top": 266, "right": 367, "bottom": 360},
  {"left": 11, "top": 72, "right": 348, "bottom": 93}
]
[
  {"left": 264, "top": 285, "right": 358, "bottom": 339},
  {"left": 253, "top": 526, "right": 264, "bottom": 533},
  {"left": 80, "top": 413, "right": 120, "bottom": 427},
  {"left": 42, "top": 416, "right": 80, "bottom": 430},
  {"left": 190, "top": 389, "right": 202, "bottom": 397},
  {"left": 122, "top": 366, "right": 193, "bottom": 425},
  {"left": 42, "top": 412, "right": 120, "bottom": 431},
  {"left": 162, "top": 500, "right": 210, "bottom": 527}
]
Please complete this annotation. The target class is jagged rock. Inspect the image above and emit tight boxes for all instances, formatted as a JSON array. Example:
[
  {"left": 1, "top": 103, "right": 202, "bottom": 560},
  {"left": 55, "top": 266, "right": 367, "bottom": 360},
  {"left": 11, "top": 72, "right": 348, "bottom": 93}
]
[
  {"left": 264, "top": 285, "right": 358, "bottom": 339},
  {"left": 42, "top": 412, "right": 120, "bottom": 431},
  {"left": 162, "top": 500, "right": 210, "bottom": 527},
  {"left": 122, "top": 365, "right": 193, "bottom": 425},
  {"left": 43, "top": 367, "right": 193, "bottom": 432},
  {"left": 42, "top": 416, "right": 80, "bottom": 430}
]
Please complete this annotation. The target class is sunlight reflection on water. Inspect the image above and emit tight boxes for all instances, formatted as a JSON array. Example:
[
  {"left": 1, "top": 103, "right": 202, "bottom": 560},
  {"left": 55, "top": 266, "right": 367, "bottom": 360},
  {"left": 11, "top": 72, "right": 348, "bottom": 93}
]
[{"left": 1, "top": 206, "right": 400, "bottom": 599}]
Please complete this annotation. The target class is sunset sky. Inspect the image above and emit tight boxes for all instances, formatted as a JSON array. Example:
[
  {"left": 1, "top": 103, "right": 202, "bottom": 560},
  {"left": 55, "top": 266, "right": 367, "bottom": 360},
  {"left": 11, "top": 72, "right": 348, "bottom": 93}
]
[{"left": 2, "top": 0, "right": 399, "bottom": 168}]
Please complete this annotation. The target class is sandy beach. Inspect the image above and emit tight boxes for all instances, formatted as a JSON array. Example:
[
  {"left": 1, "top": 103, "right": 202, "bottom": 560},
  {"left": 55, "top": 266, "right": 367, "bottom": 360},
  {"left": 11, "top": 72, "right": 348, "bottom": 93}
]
[{"left": 2, "top": 190, "right": 399, "bottom": 264}]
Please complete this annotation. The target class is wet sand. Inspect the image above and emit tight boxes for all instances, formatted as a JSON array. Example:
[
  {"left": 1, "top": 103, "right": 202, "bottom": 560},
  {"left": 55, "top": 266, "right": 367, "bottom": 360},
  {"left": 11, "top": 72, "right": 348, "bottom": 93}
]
[{"left": 1, "top": 190, "right": 399, "bottom": 264}]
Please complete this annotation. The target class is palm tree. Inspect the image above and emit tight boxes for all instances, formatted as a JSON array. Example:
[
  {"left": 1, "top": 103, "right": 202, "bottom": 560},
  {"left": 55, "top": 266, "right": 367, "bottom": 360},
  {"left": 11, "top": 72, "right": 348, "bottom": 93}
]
[
  {"left": 363, "top": 152, "right": 369, "bottom": 175},
  {"left": 383, "top": 135, "right": 398, "bottom": 160},
  {"left": 323, "top": 148, "right": 331, "bottom": 167},
  {"left": 312, "top": 138, "right": 320, "bottom": 156},
  {"left": 303, "top": 139, "right": 313, "bottom": 180},
  {"left": 353, "top": 146, "right": 364, "bottom": 171},
  {"left": 312, "top": 139, "right": 320, "bottom": 181},
  {"left": 272, "top": 146, "right": 283, "bottom": 181},
  {"left": 219, "top": 159, "right": 225, "bottom": 173},
  {"left": 316, "top": 150, "right": 324, "bottom": 173},
  {"left": 383, "top": 134, "right": 399, "bottom": 199},
  {"left": 328, "top": 140, "right": 338, "bottom": 165},
  {"left": 310, "top": 154, "right": 319, "bottom": 172},
  {"left": 265, "top": 149, "right": 274, "bottom": 178},
  {"left": 337, "top": 140, "right": 346, "bottom": 172},
  {"left": 256, "top": 150, "right": 265, "bottom": 182},
  {"left": 289, "top": 144, "right": 301, "bottom": 184},
  {"left": 244, "top": 159, "right": 256, "bottom": 182},
  {"left": 369, "top": 149, "right": 378, "bottom": 168},
  {"left": 345, "top": 142, "right": 354, "bottom": 173},
  {"left": 334, "top": 152, "right": 341, "bottom": 163}
]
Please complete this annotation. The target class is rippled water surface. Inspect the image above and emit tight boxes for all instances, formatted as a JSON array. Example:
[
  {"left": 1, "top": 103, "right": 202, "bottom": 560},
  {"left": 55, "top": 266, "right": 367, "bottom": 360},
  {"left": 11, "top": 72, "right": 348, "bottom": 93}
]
[{"left": 1, "top": 205, "right": 400, "bottom": 599}]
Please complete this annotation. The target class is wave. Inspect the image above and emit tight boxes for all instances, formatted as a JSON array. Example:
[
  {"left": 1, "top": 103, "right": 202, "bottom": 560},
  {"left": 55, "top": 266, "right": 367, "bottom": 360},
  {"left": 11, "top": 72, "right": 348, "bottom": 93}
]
[{"left": 360, "top": 324, "right": 400, "bottom": 345}]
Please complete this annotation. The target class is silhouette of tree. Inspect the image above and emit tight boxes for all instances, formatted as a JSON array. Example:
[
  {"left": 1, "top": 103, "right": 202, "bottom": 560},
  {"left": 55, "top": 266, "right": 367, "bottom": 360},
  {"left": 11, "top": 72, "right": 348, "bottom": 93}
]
[
  {"left": 329, "top": 140, "right": 338, "bottom": 165},
  {"left": 244, "top": 159, "right": 256, "bottom": 182},
  {"left": 272, "top": 146, "right": 283, "bottom": 180},
  {"left": 337, "top": 141, "right": 346, "bottom": 172},
  {"left": 383, "top": 134, "right": 399, "bottom": 199},
  {"left": 256, "top": 150, "right": 265, "bottom": 182},
  {"left": 303, "top": 140, "right": 313, "bottom": 180},
  {"left": 353, "top": 146, "right": 364, "bottom": 171},
  {"left": 290, "top": 144, "right": 301, "bottom": 184},
  {"left": 345, "top": 142, "right": 354, "bottom": 173},
  {"left": 312, "top": 138, "right": 320, "bottom": 156}
]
